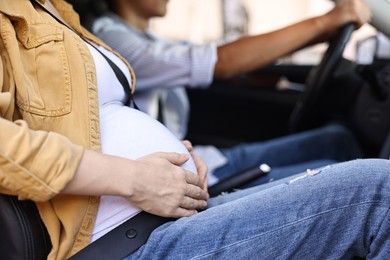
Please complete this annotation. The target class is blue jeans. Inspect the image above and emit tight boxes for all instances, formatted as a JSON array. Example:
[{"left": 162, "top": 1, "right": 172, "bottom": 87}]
[
  {"left": 126, "top": 159, "right": 390, "bottom": 259},
  {"left": 213, "top": 124, "right": 363, "bottom": 188}
]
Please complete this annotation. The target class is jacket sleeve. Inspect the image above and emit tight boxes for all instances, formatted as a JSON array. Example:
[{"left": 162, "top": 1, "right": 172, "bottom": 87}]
[{"left": 0, "top": 61, "right": 85, "bottom": 202}]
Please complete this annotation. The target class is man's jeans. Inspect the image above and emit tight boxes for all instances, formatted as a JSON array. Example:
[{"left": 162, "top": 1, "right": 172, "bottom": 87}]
[
  {"left": 126, "top": 159, "right": 390, "bottom": 259},
  {"left": 213, "top": 124, "right": 363, "bottom": 188}
]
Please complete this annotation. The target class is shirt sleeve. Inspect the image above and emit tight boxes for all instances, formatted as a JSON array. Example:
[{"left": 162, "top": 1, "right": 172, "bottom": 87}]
[{"left": 93, "top": 15, "right": 218, "bottom": 90}]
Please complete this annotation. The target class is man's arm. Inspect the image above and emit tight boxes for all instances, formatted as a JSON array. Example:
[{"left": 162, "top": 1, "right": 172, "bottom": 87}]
[{"left": 214, "top": 0, "right": 371, "bottom": 79}]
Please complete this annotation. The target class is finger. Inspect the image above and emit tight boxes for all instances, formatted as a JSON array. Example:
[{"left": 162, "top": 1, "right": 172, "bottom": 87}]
[
  {"left": 180, "top": 196, "right": 207, "bottom": 210},
  {"left": 192, "top": 153, "right": 208, "bottom": 183},
  {"left": 182, "top": 140, "right": 193, "bottom": 152},
  {"left": 203, "top": 176, "right": 209, "bottom": 193},
  {"left": 146, "top": 205, "right": 198, "bottom": 219},
  {"left": 184, "top": 170, "right": 204, "bottom": 189},
  {"left": 185, "top": 182, "right": 209, "bottom": 200},
  {"left": 158, "top": 152, "right": 190, "bottom": 166},
  {"left": 172, "top": 208, "right": 198, "bottom": 218},
  {"left": 355, "top": 0, "right": 371, "bottom": 22}
]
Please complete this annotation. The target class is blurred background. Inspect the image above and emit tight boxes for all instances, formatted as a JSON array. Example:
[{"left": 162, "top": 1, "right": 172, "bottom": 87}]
[{"left": 150, "top": 0, "right": 378, "bottom": 64}]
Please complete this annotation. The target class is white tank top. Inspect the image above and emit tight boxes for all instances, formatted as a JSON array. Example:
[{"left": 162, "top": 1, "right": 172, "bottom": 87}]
[{"left": 84, "top": 42, "right": 197, "bottom": 242}]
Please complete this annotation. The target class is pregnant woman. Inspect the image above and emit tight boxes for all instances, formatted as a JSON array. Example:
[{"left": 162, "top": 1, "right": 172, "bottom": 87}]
[
  {"left": 3, "top": 1, "right": 390, "bottom": 260},
  {"left": 86, "top": 41, "right": 198, "bottom": 240}
]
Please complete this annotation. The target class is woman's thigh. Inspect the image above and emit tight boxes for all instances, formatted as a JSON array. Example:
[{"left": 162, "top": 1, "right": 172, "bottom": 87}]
[{"left": 127, "top": 159, "right": 390, "bottom": 260}]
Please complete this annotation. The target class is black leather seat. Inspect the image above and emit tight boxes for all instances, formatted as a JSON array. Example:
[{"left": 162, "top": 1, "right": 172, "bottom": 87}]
[{"left": 0, "top": 194, "right": 51, "bottom": 260}]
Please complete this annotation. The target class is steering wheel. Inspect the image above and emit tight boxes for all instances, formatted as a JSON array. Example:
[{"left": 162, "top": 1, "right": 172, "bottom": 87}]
[{"left": 289, "top": 23, "right": 356, "bottom": 132}]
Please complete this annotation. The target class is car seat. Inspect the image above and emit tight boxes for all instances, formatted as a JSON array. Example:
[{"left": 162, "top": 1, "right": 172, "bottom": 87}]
[{"left": 0, "top": 195, "right": 51, "bottom": 260}]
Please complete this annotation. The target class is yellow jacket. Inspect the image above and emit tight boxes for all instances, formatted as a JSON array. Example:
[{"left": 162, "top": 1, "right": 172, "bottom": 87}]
[{"left": 0, "top": 0, "right": 135, "bottom": 258}]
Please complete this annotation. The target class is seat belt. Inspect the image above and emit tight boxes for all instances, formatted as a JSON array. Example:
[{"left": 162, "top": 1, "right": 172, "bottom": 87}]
[
  {"left": 70, "top": 212, "right": 172, "bottom": 260},
  {"left": 29, "top": 0, "right": 138, "bottom": 108}
]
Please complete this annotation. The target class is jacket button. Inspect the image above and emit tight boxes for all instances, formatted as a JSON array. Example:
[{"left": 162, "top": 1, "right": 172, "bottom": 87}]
[{"left": 126, "top": 229, "right": 137, "bottom": 239}]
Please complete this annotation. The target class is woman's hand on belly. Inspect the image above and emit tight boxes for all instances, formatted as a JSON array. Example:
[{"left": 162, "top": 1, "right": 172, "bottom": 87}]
[
  {"left": 64, "top": 149, "right": 209, "bottom": 218},
  {"left": 129, "top": 152, "right": 209, "bottom": 218}
]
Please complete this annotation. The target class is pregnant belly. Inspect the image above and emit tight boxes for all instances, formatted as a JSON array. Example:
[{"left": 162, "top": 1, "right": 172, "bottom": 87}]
[
  {"left": 93, "top": 105, "right": 198, "bottom": 242},
  {"left": 99, "top": 104, "right": 197, "bottom": 173}
]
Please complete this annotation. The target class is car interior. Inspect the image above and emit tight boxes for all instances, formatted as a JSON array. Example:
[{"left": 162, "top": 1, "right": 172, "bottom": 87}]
[
  {"left": 187, "top": 0, "right": 390, "bottom": 158},
  {"left": 1, "top": 0, "right": 390, "bottom": 259}
]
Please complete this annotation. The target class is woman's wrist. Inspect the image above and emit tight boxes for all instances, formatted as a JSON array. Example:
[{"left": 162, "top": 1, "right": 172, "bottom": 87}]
[{"left": 62, "top": 149, "right": 136, "bottom": 197}]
